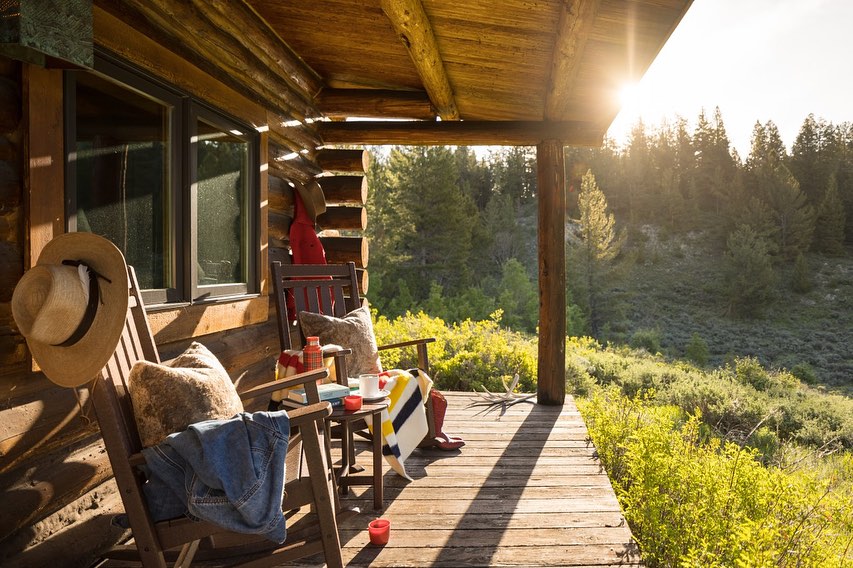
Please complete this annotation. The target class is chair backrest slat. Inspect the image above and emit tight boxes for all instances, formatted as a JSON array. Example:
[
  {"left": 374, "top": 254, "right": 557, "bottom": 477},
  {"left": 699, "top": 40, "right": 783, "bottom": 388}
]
[
  {"left": 91, "top": 266, "right": 169, "bottom": 567},
  {"left": 271, "top": 261, "right": 363, "bottom": 351}
]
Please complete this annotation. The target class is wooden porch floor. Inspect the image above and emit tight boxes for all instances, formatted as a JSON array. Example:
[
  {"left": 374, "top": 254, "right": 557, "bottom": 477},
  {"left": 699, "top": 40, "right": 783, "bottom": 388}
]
[{"left": 299, "top": 392, "right": 642, "bottom": 567}]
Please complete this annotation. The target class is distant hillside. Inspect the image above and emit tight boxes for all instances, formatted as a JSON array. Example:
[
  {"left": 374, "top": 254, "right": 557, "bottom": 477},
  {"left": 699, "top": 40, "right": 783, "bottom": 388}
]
[{"left": 621, "top": 226, "right": 852, "bottom": 393}]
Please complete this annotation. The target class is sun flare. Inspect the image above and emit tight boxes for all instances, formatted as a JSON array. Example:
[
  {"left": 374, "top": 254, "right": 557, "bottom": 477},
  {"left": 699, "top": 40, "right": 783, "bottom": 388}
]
[{"left": 618, "top": 82, "right": 643, "bottom": 111}]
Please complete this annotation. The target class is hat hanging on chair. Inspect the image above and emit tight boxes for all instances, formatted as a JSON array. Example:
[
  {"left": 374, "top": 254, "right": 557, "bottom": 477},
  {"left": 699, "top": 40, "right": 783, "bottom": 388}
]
[{"left": 11, "top": 232, "right": 129, "bottom": 387}]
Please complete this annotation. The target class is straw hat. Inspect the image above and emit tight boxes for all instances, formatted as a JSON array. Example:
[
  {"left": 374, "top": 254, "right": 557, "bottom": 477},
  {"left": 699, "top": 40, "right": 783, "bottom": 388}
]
[
  {"left": 11, "top": 233, "right": 129, "bottom": 387},
  {"left": 293, "top": 179, "right": 326, "bottom": 222}
]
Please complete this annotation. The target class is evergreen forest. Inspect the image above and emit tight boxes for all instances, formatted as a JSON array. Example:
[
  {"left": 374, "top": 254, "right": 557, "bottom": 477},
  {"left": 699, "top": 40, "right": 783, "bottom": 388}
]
[
  {"left": 364, "top": 108, "right": 853, "bottom": 392},
  {"left": 365, "top": 108, "right": 853, "bottom": 564}
]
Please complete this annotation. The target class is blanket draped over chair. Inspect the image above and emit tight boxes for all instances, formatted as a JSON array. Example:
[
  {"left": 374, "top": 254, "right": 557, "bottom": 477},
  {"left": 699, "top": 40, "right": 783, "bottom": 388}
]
[
  {"left": 375, "top": 369, "right": 433, "bottom": 479},
  {"left": 274, "top": 348, "right": 432, "bottom": 479}
]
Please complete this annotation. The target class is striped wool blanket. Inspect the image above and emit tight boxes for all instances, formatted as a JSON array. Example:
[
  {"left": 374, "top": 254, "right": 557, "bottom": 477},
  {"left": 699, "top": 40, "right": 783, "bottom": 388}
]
[{"left": 373, "top": 369, "right": 433, "bottom": 480}]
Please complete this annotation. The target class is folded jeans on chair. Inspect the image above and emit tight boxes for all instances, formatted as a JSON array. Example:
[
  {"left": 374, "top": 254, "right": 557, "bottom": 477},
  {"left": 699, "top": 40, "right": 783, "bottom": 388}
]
[{"left": 140, "top": 410, "right": 291, "bottom": 543}]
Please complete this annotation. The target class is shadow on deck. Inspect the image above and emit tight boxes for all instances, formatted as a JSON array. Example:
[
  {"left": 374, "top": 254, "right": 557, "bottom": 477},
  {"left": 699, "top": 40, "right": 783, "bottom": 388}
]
[{"left": 299, "top": 392, "right": 642, "bottom": 567}]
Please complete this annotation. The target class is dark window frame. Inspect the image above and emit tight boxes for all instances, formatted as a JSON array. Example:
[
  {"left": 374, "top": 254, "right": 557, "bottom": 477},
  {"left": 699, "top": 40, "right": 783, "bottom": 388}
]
[{"left": 64, "top": 51, "right": 260, "bottom": 308}]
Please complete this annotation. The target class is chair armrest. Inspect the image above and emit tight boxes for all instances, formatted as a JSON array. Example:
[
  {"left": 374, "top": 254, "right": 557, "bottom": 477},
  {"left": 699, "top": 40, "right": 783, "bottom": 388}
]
[
  {"left": 377, "top": 337, "right": 436, "bottom": 351},
  {"left": 322, "top": 346, "right": 352, "bottom": 357},
  {"left": 239, "top": 368, "right": 329, "bottom": 402},
  {"left": 287, "top": 401, "right": 333, "bottom": 427},
  {"left": 126, "top": 402, "right": 333, "bottom": 466}
]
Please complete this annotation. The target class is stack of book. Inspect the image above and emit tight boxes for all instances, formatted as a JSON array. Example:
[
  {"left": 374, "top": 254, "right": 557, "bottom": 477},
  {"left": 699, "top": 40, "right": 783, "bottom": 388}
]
[{"left": 287, "top": 383, "right": 350, "bottom": 407}]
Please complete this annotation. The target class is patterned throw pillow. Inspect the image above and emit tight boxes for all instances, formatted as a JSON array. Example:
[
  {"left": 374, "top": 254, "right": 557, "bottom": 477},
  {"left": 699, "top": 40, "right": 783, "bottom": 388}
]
[
  {"left": 128, "top": 342, "right": 244, "bottom": 447},
  {"left": 299, "top": 306, "right": 382, "bottom": 377}
]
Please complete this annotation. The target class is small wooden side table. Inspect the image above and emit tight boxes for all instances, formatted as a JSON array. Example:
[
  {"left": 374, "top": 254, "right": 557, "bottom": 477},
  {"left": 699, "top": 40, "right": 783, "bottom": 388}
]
[{"left": 328, "top": 400, "right": 387, "bottom": 510}]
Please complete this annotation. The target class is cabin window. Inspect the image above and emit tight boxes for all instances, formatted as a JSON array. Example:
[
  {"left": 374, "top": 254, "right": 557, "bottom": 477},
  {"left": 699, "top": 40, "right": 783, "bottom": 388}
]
[{"left": 65, "top": 55, "right": 259, "bottom": 307}]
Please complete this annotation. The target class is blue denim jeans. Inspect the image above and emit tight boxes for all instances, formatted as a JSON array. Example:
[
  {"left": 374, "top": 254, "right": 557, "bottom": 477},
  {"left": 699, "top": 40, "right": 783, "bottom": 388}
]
[{"left": 140, "top": 410, "right": 290, "bottom": 543}]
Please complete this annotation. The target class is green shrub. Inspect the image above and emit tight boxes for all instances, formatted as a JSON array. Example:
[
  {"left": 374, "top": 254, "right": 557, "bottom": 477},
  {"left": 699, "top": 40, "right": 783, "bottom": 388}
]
[
  {"left": 791, "top": 362, "right": 818, "bottom": 385},
  {"left": 684, "top": 332, "right": 710, "bottom": 366},
  {"left": 733, "top": 356, "right": 772, "bottom": 391},
  {"left": 579, "top": 389, "right": 853, "bottom": 566},
  {"left": 630, "top": 327, "right": 662, "bottom": 354},
  {"left": 373, "top": 310, "right": 537, "bottom": 393}
]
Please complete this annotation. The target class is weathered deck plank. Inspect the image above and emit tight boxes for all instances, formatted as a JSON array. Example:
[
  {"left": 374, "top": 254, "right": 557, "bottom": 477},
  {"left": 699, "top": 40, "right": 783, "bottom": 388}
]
[{"left": 295, "top": 392, "right": 641, "bottom": 567}]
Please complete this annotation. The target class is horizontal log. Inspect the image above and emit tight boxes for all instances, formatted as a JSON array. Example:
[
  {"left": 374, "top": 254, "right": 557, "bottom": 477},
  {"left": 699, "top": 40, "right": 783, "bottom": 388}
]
[
  {"left": 317, "top": 175, "right": 367, "bottom": 206},
  {"left": 267, "top": 173, "right": 293, "bottom": 213},
  {"left": 268, "top": 245, "right": 290, "bottom": 267},
  {"left": 319, "top": 236, "right": 369, "bottom": 268},
  {"left": 93, "top": 7, "right": 268, "bottom": 127},
  {"left": 269, "top": 235, "right": 288, "bottom": 250},
  {"left": 316, "top": 89, "right": 435, "bottom": 120},
  {"left": 356, "top": 268, "right": 369, "bottom": 296},
  {"left": 267, "top": 112, "right": 322, "bottom": 156},
  {"left": 0, "top": 479, "right": 127, "bottom": 568},
  {"left": 147, "top": 296, "right": 268, "bottom": 345},
  {"left": 316, "top": 206, "right": 366, "bottom": 231},
  {"left": 268, "top": 145, "right": 323, "bottom": 184},
  {"left": 315, "top": 148, "right": 370, "bottom": 174},
  {"left": 0, "top": 432, "right": 110, "bottom": 541},
  {"left": 319, "top": 120, "right": 604, "bottom": 146},
  {"left": 157, "top": 315, "right": 280, "bottom": 382},
  {"left": 95, "top": 1, "right": 320, "bottom": 121},
  {"left": 268, "top": 210, "right": 292, "bottom": 242}
]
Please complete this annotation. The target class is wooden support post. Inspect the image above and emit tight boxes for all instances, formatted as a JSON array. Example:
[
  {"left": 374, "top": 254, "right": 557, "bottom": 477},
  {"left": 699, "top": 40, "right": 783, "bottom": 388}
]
[{"left": 536, "top": 139, "right": 566, "bottom": 405}]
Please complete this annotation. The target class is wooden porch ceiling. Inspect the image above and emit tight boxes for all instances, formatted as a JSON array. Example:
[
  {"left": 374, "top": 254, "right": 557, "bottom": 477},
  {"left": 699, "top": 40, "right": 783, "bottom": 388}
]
[{"left": 248, "top": 0, "right": 693, "bottom": 145}]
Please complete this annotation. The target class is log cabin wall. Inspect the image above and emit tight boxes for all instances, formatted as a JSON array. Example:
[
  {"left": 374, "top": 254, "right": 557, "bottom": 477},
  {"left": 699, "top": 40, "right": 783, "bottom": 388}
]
[{"left": 0, "top": 4, "right": 368, "bottom": 566}]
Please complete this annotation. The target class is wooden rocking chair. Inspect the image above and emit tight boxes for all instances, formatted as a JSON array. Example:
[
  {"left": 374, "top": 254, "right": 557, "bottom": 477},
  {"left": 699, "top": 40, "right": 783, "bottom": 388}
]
[
  {"left": 270, "top": 261, "right": 439, "bottom": 446},
  {"left": 91, "top": 266, "right": 343, "bottom": 567}
]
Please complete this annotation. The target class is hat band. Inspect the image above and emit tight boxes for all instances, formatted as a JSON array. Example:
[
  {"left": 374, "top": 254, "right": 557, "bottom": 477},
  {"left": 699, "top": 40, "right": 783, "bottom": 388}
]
[{"left": 52, "top": 260, "right": 112, "bottom": 347}]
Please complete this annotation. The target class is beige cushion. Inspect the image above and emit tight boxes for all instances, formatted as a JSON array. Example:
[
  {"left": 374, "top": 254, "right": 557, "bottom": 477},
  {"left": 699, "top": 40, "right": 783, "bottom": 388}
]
[
  {"left": 128, "top": 342, "right": 244, "bottom": 447},
  {"left": 299, "top": 306, "right": 382, "bottom": 377}
]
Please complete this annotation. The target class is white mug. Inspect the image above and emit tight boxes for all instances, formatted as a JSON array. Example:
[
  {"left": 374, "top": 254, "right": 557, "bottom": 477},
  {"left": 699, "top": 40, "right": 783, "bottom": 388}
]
[{"left": 358, "top": 373, "right": 380, "bottom": 398}]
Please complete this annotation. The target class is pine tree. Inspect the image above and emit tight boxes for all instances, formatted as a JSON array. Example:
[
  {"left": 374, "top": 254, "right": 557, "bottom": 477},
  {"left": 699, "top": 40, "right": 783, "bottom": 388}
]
[
  {"left": 495, "top": 258, "right": 538, "bottom": 332},
  {"left": 743, "top": 120, "right": 788, "bottom": 222},
  {"left": 723, "top": 225, "right": 776, "bottom": 318},
  {"left": 389, "top": 146, "right": 477, "bottom": 299},
  {"left": 762, "top": 165, "right": 816, "bottom": 259},
  {"left": 691, "top": 107, "right": 736, "bottom": 213},
  {"left": 790, "top": 114, "right": 842, "bottom": 204},
  {"left": 573, "top": 170, "right": 626, "bottom": 336},
  {"left": 813, "top": 174, "right": 846, "bottom": 255},
  {"left": 791, "top": 252, "right": 812, "bottom": 293}
]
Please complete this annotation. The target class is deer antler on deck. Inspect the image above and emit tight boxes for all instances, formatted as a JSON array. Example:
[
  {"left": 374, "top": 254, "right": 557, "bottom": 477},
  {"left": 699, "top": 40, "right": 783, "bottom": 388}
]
[{"left": 468, "top": 373, "right": 537, "bottom": 409}]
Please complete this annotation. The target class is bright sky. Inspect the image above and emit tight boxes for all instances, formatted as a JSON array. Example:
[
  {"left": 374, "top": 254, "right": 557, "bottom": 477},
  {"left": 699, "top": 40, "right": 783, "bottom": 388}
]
[{"left": 607, "top": 0, "right": 853, "bottom": 158}]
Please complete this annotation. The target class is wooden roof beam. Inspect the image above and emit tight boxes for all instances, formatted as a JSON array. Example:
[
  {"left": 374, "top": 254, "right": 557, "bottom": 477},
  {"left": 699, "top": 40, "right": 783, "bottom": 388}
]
[
  {"left": 318, "top": 120, "right": 603, "bottom": 146},
  {"left": 317, "top": 89, "right": 436, "bottom": 120},
  {"left": 544, "top": 0, "right": 601, "bottom": 121},
  {"left": 380, "top": 0, "right": 459, "bottom": 120}
]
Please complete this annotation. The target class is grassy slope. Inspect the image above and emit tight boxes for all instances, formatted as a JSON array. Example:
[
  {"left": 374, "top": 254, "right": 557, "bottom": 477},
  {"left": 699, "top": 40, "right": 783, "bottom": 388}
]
[{"left": 622, "top": 227, "right": 853, "bottom": 393}]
